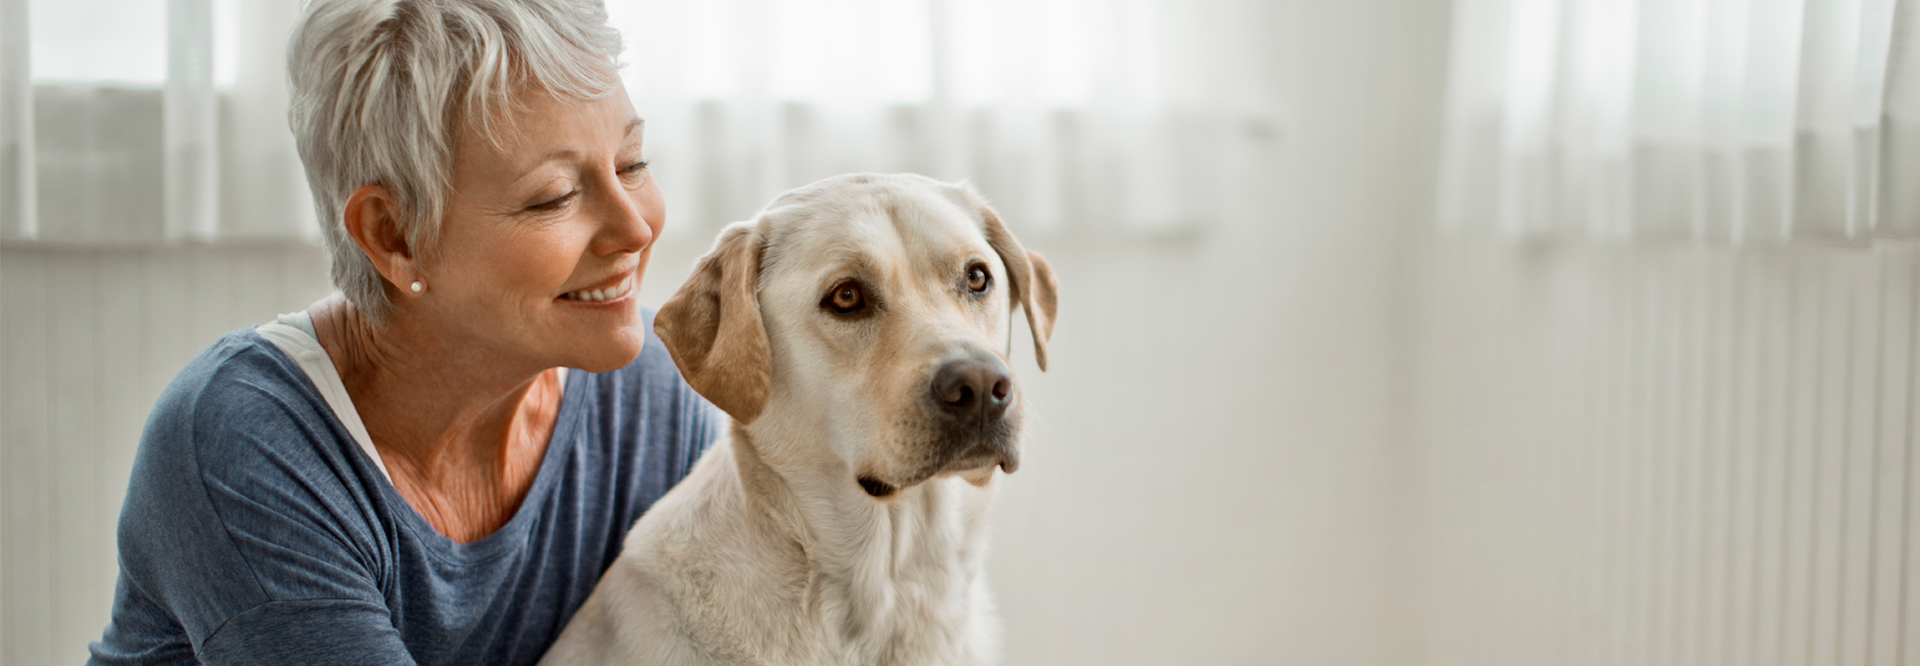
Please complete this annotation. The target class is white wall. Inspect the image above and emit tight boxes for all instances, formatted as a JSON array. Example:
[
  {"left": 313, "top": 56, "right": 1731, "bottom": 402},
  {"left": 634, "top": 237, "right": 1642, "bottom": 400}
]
[
  {"left": 1, "top": 244, "right": 336, "bottom": 665},
  {"left": 1410, "top": 239, "right": 1920, "bottom": 666}
]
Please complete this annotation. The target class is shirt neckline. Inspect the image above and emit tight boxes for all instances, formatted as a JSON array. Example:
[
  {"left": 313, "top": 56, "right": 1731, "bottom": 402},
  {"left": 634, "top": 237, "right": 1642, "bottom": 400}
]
[{"left": 254, "top": 314, "right": 586, "bottom": 563}]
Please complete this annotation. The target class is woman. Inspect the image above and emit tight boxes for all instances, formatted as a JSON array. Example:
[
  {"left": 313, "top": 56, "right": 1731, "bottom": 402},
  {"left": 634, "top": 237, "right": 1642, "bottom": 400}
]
[{"left": 88, "top": 0, "right": 718, "bottom": 663}]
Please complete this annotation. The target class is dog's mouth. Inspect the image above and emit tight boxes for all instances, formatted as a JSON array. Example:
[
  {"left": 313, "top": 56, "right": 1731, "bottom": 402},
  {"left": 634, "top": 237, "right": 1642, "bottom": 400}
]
[
  {"left": 856, "top": 441, "right": 1019, "bottom": 499},
  {"left": 944, "top": 446, "right": 1020, "bottom": 476},
  {"left": 857, "top": 476, "right": 897, "bottom": 498}
]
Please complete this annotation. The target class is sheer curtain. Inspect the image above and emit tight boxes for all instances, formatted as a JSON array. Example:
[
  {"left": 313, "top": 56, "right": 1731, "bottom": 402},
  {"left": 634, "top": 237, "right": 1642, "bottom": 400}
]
[
  {"left": 3, "top": 0, "right": 314, "bottom": 244},
  {"left": 1439, "top": 0, "right": 1919, "bottom": 244},
  {"left": 1, "top": 0, "right": 1278, "bottom": 245},
  {"left": 605, "top": 0, "right": 1276, "bottom": 239}
]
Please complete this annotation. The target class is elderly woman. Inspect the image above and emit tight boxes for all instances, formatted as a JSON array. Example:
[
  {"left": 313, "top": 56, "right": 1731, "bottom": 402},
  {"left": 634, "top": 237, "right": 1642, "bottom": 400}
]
[{"left": 87, "top": 0, "right": 716, "bottom": 663}]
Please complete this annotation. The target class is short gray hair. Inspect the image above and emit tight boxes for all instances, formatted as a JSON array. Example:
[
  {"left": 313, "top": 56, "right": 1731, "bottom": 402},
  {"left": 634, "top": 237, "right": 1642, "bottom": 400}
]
[{"left": 288, "top": 0, "right": 624, "bottom": 323}]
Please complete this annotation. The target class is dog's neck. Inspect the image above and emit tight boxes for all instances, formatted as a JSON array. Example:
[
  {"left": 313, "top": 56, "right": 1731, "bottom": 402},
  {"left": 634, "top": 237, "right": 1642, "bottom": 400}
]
[{"left": 727, "top": 421, "right": 997, "bottom": 647}]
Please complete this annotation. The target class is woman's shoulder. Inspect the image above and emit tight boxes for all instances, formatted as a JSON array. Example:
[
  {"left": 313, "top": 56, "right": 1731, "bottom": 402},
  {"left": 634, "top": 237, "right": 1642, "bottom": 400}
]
[
  {"left": 115, "top": 327, "right": 393, "bottom": 642},
  {"left": 111, "top": 332, "right": 401, "bottom": 656},
  {"left": 130, "top": 326, "right": 380, "bottom": 528},
  {"left": 143, "top": 327, "right": 334, "bottom": 454}
]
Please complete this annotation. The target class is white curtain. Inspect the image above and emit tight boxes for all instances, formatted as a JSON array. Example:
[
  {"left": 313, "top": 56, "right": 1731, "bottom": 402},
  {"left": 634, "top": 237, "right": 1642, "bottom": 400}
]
[
  {"left": 601, "top": 0, "right": 1276, "bottom": 237},
  {"left": 2, "top": 0, "right": 1279, "bottom": 245},
  {"left": 3, "top": 0, "right": 315, "bottom": 244},
  {"left": 1439, "top": 0, "right": 1920, "bottom": 244}
]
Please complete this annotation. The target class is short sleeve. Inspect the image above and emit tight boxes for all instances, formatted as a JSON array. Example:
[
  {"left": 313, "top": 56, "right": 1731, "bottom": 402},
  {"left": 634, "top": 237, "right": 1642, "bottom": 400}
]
[
  {"left": 197, "top": 600, "right": 415, "bottom": 664},
  {"left": 96, "top": 341, "right": 416, "bottom": 665}
]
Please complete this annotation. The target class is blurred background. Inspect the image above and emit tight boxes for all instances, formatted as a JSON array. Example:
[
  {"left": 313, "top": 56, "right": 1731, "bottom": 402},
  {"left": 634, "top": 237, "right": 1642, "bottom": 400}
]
[{"left": 2, "top": 0, "right": 1918, "bottom": 664}]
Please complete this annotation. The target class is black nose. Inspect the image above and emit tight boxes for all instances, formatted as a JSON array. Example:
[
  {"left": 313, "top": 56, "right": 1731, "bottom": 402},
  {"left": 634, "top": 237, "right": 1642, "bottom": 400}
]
[{"left": 930, "top": 356, "right": 1012, "bottom": 421}]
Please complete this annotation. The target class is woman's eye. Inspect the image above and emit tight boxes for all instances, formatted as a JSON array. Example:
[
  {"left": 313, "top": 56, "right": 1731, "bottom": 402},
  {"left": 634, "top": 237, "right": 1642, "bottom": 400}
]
[
  {"left": 966, "top": 265, "right": 991, "bottom": 293},
  {"left": 619, "top": 159, "right": 650, "bottom": 176},
  {"left": 823, "top": 280, "right": 866, "bottom": 314},
  {"left": 529, "top": 191, "right": 576, "bottom": 212}
]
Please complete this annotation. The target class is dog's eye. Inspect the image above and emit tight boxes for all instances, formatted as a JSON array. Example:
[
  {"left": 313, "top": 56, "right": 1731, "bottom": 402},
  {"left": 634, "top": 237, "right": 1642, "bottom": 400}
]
[
  {"left": 966, "top": 264, "right": 991, "bottom": 294},
  {"left": 823, "top": 280, "right": 866, "bottom": 314}
]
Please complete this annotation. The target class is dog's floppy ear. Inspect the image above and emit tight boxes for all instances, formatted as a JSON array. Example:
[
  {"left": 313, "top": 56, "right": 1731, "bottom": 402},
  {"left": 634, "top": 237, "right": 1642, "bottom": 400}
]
[
  {"left": 980, "top": 206, "right": 1059, "bottom": 371},
  {"left": 655, "top": 221, "right": 772, "bottom": 423}
]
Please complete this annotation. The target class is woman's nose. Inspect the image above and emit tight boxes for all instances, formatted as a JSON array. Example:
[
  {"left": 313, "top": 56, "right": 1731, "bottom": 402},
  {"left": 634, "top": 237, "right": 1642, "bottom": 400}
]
[{"left": 588, "top": 175, "right": 657, "bottom": 256}]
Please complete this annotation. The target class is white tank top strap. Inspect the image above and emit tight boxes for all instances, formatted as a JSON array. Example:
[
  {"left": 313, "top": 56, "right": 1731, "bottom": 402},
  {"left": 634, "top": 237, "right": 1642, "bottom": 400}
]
[
  {"left": 255, "top": 310, "right": 570, "bottom": 484},
  {"left": 257, "top": 312, "right": 392, "bottom": 482}
]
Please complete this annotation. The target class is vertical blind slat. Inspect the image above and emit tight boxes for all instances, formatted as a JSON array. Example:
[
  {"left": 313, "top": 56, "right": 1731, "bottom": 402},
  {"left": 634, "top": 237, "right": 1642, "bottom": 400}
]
[
  {"left": 218, "top": 0, "right": 317, "bottom": 240},
  {"left": 47, "top": 257, "right": 99, "bottom": 665},
  {"left": 1791, "top": 0, "right": 1862, "bottom": 241},
  {"left": 1739, "top": 0, "right": 1806, "bottom": 243},
  {"left": 1840, "top": 252, "right": 1883, "bottom": 666},
  {"left": 165, "top": 0, "right": 217, "bottom": 240},
  {"left": 1628, "top": 0, "right": 1707, "bottom": 241},
  {"left": 1850, "top": 0, "right": 1898, "bottom": 236},
  {"left": 1811, "top": 259, "right": 1853, "bottom": 666},
  {"left": 1879, "top": 0, "right": 1920, "bottom": 234},
  {"left": 1, "top": 253, "right": 53, "bottom": 665},
  {"left": 1, "top": 0, "right": 32, "bottom": 240},
  {"left": 1865, "top": 246, "right": 1913, "bottom": 666},
  {"left": 1901, "top": 245, "right": 1920, "bottom": 666},
  {"left": 1782, "top": 261, "right": 1825, "bottom": 665},
  {"left": 1703, "top": 0, "right": 1756, "bottom": 244}
]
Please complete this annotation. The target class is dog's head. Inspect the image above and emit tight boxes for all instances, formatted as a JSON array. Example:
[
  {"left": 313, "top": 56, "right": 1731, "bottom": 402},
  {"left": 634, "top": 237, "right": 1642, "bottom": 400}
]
[{"left": 655, "top": 173, "right": 1058, "bottom": 499}]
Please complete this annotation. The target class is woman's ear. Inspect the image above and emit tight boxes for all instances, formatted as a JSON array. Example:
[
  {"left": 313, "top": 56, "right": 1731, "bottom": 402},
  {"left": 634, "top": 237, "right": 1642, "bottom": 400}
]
[
  {"left": 342, "top": 184, "right": 423, "bottom": 294},
  {"left": 655, "top": 220, "right": 773, "bottom": 423}
]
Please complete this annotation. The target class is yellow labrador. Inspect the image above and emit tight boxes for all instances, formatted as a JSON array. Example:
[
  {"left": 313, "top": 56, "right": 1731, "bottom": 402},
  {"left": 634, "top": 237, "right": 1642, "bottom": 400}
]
[{"left": 541, "top": 173, "right": 1059, "bottom": 666}]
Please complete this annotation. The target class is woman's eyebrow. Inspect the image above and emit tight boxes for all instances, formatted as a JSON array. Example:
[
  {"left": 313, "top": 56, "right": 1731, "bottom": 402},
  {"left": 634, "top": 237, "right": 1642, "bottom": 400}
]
[{"left": 522, "top": 119, "right": 647, "bottom": 170}]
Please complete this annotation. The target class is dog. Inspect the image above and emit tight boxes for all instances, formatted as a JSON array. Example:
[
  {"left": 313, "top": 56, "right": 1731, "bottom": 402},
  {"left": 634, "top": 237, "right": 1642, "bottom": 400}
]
[{"left": 539, "top": 173, "right": 1059, "bottom": 666}]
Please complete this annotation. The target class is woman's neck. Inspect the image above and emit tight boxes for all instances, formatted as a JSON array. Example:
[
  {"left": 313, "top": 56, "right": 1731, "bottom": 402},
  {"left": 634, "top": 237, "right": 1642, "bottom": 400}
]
[{"left": 308, "top": 292, "right": 562, "bottom": 543}]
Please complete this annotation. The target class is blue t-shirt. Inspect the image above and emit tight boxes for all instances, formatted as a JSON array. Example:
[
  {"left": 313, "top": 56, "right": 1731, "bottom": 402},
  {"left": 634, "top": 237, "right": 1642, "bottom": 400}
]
[{"left": 88, "top": 308, "right": 720, "bottom": 665}]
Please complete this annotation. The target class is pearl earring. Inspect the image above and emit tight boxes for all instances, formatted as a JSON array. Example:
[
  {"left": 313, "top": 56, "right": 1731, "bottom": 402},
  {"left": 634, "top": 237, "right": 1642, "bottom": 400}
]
[{"left": 410, "top": 281, "right": 424, "bottom": 294}]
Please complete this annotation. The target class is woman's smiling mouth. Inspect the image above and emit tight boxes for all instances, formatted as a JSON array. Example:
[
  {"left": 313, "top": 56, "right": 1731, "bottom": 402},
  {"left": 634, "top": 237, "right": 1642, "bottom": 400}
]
[{"left": 559, "top": 273, "right": 634, "bottom": 303}]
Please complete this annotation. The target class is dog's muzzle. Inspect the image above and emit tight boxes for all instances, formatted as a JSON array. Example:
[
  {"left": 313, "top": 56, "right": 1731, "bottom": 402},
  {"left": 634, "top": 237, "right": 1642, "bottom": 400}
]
[
  {"left": 855, "top": 353, "right": 1023, "bottom": 499},
  {"left": 926, "top": 353, "right": 1021, "bottom": 473}
]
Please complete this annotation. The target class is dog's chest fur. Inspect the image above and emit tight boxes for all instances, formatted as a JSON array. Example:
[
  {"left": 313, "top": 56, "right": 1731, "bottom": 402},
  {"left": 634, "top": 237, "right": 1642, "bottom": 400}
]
[
  {"left": 739, "top": 482, "right": 991, "bottom": 665},
  {"left": 550, "top": 432, "right": 1000, "bottom": 666}
]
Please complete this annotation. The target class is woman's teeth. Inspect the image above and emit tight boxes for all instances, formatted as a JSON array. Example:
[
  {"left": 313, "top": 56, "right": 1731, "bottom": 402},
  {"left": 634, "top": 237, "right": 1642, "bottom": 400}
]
[{"left": 563, "top": 275, "right": 633, "bottom": 302}]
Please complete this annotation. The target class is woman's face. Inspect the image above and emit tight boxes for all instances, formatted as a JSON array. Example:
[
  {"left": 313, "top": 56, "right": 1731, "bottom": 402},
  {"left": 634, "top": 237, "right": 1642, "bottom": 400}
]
[{"left": 420, "top": 84, "right": 663, "bottom": 374}]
